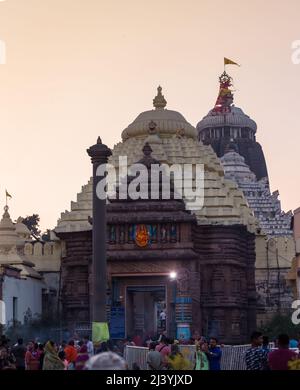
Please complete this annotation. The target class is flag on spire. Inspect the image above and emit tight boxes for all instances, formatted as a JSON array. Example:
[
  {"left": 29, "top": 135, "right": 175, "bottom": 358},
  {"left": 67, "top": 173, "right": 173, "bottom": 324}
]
[
  {"left": 5, "top": 190, "right": 12, "bottom": 205},
  {"left": 224, "top": 57, "right": 240, "bottom": 66}
]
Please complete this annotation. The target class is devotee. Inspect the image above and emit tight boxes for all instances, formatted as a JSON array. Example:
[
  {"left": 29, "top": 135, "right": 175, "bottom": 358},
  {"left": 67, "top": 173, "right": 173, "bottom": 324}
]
[
  {"left": 95, "top": 341, "right": 110, "bottom": 354},
  {"left": 42, "top": 341, "right": 65, "bottom": 370},
  {"left": 244, "top": 331, "right": 268, "bottom": 370},
  {"left": 0, "top": 347, "right": 16, "bottom": 370},
  {"left": 262, "top": 336, "right": 270, "bottom": 353},
  {"left": 268, "top": 334, "right": 298, "bottom": 370},
  {"left": 159, "top": 310, "right": 167, "bottom": 329},
  {"left": 75, "top": 344, "right": 89, "bottom": 370},
  {"left": 155, "top": 336, "right": 171, "bottom": 368},
  {"left": 208, "top": 338, "right": 222, "bottom": 370},
  {"left": 38, "top": 343, "right": 45, "bottom": 370},
  {"left": 83, "top": 335, "right": 94, "bottom": 357},
  {"left": 25, "top": 341, "right": 40, "bottom": 370},
  {"left": 194, "top": 341, "right": 209, "bottom": 370},
  {"left": 147, "top": 342, "right": 162, "bottom": 370},
  {"left": 12, "top": 338, "right": 26, "bottom": 370},
  {"left": 64, "top": 340, "right": 78, "bottom": 369},
  {"left": 58, "top": 350, "right": 68, "bottom": 370},
  {"left": 289, "top": 336, "right": 298, "bottom": 349}
]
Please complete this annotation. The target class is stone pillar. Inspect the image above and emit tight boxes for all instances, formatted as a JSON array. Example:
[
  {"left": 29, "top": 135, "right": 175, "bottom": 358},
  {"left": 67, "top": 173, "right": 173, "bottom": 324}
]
[{"left": 87, "top": 137, "right": 112, "bottom": 324}]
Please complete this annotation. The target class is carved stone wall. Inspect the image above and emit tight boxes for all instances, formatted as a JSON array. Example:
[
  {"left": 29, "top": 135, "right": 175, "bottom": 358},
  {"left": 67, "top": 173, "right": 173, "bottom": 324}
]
[{"left": 193, "top": 224, "right": 256, "bottom": 344}]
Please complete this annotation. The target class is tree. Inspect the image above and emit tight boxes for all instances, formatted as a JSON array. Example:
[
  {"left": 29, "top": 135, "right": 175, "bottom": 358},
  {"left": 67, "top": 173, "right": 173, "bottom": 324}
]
[
  {"left": 21, "top": 214, "right": 41, "bottom": 239},
  {"left": 259, "top": 313, "right": 300, "bottom": 340}
]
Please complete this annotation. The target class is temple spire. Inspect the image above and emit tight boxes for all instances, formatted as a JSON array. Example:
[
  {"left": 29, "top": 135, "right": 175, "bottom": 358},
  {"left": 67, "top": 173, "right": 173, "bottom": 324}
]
[
  {"left": 153, "top": 86, "right": 167, "bottom": 110},
  {"left": 3, "top": 205, "right": 10, "bottom": 219},
  {"left": 213, "top": 71, "right": 234, "bottom": 114}
]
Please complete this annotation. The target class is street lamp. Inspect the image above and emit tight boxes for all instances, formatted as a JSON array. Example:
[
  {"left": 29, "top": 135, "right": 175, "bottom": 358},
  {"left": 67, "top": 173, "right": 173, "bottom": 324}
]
[{"left": 169, "top": 271, "right": 177, "bottom": 338}]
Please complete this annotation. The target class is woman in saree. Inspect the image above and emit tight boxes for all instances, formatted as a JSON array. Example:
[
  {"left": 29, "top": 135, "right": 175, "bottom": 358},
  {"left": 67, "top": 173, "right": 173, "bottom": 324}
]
[
  {"left": 194, "top": 341, "right": 209, "bottom": 370},
  {"left": 42, "top": 341, "right": 65, "bottom": 370}
]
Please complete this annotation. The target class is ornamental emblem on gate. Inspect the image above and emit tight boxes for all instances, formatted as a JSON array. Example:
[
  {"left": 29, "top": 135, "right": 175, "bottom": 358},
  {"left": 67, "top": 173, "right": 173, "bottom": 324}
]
[{"left": 135, "top": 224, "right": 150, "bottom": 248}]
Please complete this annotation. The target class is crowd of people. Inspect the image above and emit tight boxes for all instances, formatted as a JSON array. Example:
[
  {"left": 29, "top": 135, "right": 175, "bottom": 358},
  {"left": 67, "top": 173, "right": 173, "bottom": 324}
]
[
  {"left": 146, "top": 336, "right": 222, "bottom": 370},
  {"left": 0, "top": 330, "right": 299, "bottom": 371},
  {"left": 0, "top": 335, "right": 126, "bottom": 371},
  {"left": 245, "top": 331, "right": 299, "bottom": 370}
]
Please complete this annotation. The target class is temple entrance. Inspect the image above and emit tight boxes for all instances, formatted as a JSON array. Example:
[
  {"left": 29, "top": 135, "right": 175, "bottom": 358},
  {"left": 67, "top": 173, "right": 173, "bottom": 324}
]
[{"left": 126, "top": 286, "right": 166, "bottom": 338}]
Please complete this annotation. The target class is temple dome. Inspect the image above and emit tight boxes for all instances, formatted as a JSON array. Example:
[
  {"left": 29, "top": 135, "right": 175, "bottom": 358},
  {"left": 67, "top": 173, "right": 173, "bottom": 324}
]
[
  {"left": 121, "top": 86, "right": 197, "bottom": 141},
  {"left": 221, "top": 148, "right": 257, "bottom": 182},
  {"left": 197, "top": 106, "right": 257, "bottom": 133},
  {"left": 56, "top": 87, "right": 259, "bottom": 234},
  {"left": 0, "top": 206, "right": 24, "bottom": 247}
]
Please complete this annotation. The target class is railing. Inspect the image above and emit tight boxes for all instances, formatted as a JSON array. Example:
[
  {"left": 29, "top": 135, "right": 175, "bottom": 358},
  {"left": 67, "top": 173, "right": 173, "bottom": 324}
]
[{"left": 124, "top": 344, "right": 276, "bottom": 370}]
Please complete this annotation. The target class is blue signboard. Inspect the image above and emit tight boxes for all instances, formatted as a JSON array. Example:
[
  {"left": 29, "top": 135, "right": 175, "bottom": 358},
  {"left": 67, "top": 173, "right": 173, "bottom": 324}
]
[{"left": 110, "top": 307, "right": 125, "bottom": 339}]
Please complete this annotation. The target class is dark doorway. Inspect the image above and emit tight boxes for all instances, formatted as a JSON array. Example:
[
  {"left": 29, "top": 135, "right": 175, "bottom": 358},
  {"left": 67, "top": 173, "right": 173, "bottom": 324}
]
[{"left": 126, "top": 286, "right": 166, "bottom": 338}]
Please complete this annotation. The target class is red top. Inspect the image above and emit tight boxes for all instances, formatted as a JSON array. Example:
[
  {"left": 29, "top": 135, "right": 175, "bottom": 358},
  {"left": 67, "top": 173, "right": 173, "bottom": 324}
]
[
  {"left": 64, "top": 345, "right": 78, "bottom": 363},
  {"left": 268, "top": 349, "right": 298, "bottom": 370},
  {"left": 155, "top": 343, "right": 171, "bottom": 366},
  {"left": 25, "top": 350, "right": 40, "bottom": 370}
]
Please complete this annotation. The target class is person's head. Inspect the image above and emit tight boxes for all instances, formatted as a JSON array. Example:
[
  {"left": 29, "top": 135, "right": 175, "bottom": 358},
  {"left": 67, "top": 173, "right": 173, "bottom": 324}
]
[
  {"left": 160, "top": 336, "right": 167, "bottom": 344},
  {"left": 149, "top": 342, "right": 156, "bottom": 351},
  {"left": 85, "top": 352, "right": 127, "bottom": 370},
  {"left": 80, "top": 344, "right": 88, "bottom": 353},
  {"left": 38, "top": 343, "right": 44, "bottom": 351},
  {"left": 49, "top": 340, "right": 55, "bottom": 348},
  {"left": 210, "top": 338, "right": 218, "bottom": 348},
  {"left": 250, "top": 331, "right": 263, "bottom": 347},
  {"left": 201, "top": 341, "right": 208, "bottom": 351},
  {"left": 83, "top": 335, "right": 90, "bottom": 342},
  {"left": 27, "top": 341, "right": 34, "bottom": 351},
  {"left": 262, "top": 336, "right": 269, "bottom": 347},
  {"left": 277, "top": 334, "right": 290, "bottom": 349},
  {"left": 0, "top": 335, "right": 9, "bottom": 347},
  {"left": 78, "top": 340, "right": 84, "bottom": 347},
  {"left": 68, "top": 340, "right": 75, "bottom": 346},
  {"left": 58, "top": 350, "right": 65, "bottom": 361},
  {"left": 17, "top": 338, "right": 23, "bottom": 345}
]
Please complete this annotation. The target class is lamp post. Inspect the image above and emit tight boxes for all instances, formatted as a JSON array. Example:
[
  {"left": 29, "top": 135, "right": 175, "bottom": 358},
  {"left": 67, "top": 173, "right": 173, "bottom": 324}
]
[
  {"left": 87, "top": 137, "right": 112, "bottom": 327},
  {"left": 169, "top": 272, "right": 177, "bottom": 339}
]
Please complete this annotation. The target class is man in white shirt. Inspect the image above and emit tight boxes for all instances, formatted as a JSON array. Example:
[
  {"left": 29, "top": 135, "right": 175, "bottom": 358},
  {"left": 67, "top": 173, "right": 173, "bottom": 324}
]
[
  {"left": 84, "top": 335, "right": 94, "bottom": 357},
  {"left": 159, "top": 310, "right": 166, "bottom": 330}
]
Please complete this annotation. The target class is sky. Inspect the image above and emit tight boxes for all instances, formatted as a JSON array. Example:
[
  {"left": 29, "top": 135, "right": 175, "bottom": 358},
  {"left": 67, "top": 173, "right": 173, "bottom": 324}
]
[{"left": 0, "top": 0, "right": 299, "bottom": 231}]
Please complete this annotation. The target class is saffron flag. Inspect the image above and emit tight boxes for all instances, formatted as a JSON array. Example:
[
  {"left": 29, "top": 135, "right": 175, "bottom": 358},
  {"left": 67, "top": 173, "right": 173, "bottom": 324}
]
[
  {"left": 224, "top": 57, "right": 240, "bottom": 66},
  {"left": 92, "top": 322, "right": 110, "bottom": 343},
  {"left": 5, "top": 190, "right": 12, "bottom": 199}
]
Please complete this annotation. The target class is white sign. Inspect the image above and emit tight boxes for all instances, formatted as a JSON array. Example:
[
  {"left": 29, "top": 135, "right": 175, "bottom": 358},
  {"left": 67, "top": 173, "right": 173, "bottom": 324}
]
[{"left": 0, "top": 300, "right": 6, "bottom": 325}]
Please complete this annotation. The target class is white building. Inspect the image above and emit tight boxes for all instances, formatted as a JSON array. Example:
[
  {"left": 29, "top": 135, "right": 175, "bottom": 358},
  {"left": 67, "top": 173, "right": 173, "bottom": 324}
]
[{"left": 0, "top": 206, "right": 44, "bottom": 326}]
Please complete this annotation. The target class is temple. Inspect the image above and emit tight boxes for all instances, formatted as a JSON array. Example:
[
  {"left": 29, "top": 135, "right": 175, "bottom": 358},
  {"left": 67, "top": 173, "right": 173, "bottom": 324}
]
[
  {"left": 55, "top": 87, "right": 258, "bottom": 344},
  {"left": 197, "top": 71, "right": 295, "bottom": 325}
]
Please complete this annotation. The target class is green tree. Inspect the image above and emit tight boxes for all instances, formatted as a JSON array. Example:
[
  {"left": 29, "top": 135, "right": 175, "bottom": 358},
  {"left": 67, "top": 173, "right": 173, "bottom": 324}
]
[
  {"left": 259, "top": 313, "right": 300, "bottom": 340},
  {"left": 21, "top": 214, "right": 41, "bottom": 239}
]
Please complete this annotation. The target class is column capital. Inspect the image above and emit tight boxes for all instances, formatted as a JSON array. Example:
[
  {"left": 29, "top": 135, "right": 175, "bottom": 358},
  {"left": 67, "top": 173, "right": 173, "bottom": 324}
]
[{"left": 87, "top": 137, "right": 112, "bottom": 165}]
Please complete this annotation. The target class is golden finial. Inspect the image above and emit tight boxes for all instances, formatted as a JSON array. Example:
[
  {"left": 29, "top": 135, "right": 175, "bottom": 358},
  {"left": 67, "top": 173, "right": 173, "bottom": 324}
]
[{"left": 153, "top": 85, "right": 167, "bottom": 110}]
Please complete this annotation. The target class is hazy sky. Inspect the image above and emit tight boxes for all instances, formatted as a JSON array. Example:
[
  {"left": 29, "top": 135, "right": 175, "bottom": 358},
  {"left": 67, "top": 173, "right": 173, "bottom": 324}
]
[{"left": 0, "top": 0, "right": 299, "bottom": 231}]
